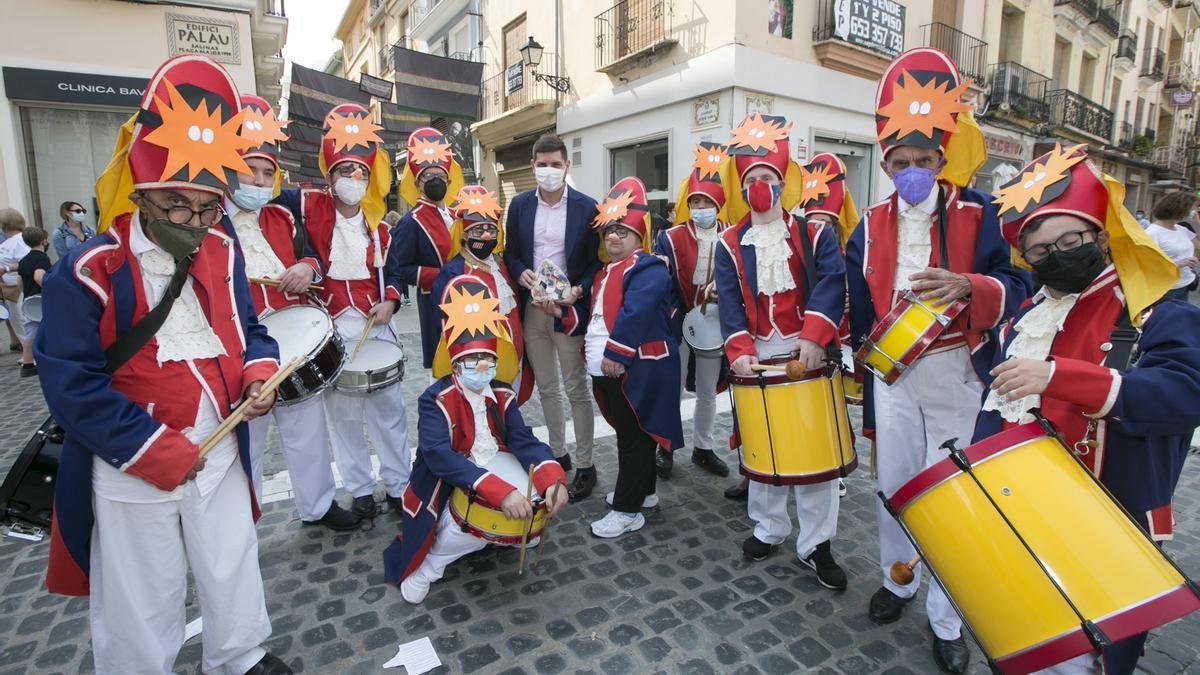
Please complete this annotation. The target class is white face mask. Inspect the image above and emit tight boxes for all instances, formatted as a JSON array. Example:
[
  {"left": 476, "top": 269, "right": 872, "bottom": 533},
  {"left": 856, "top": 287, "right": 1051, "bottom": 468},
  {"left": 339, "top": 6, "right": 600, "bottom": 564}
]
[
  {"left": 534, "top": 166, "right": 566, "bottom": 192},
  {"left": 70, "top": 211, "right": 86, "bottom": 224},
  {"left": 691, "top": 207, "right": 718, "bottom": 229},
  {"left": 333, "top": 177, "right": 368, "bottom": 206}
]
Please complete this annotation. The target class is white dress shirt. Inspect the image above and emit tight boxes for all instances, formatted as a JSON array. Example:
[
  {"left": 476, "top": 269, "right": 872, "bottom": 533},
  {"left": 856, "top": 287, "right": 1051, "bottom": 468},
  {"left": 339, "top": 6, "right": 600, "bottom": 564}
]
[
  {"left": 893, "top": 183, "right": 939, "bottom": 291},
  {"left": 533, "top": 188, "right": 569, "bottom": 272}
]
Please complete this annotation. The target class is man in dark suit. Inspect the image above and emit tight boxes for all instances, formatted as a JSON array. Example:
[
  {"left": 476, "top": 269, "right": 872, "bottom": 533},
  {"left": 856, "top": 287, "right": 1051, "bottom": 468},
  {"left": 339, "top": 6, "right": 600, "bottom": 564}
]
[{"left": 504, "top": 134, "right": 602, "bottom": 500}]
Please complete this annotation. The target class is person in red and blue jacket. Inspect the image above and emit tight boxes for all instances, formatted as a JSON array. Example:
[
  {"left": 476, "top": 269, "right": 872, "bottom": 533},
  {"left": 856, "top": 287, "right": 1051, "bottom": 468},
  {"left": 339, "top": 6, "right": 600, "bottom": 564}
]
[
  {"left": 389, "top": 127, "right": 464, "bottom": 369},
  {"left": 973, "top": 145, "right": 1200, "bottom": 675},
  {"left": 584, "top": 177, "right": 684, "bottom": 539},
  {"left": 383, "top": 276, "right": 567, "bottom": 603},
  {"left": 275, "top": 103, "right": 412, "bottom": 521},
  {"left": 653, "top": 142, "right": 733, "bottom": 482},
  {"left": 35, "top": 55, "right": 292, "bottom": 675},
  {"left": 713, "top": 113, "right": 849, "bottom": 591},
  {"left": 844, "top": 47, "right": 1030, "bottom": 674},
  {"left": 219, "top": 95, "right": 360, "bottom": 532}
]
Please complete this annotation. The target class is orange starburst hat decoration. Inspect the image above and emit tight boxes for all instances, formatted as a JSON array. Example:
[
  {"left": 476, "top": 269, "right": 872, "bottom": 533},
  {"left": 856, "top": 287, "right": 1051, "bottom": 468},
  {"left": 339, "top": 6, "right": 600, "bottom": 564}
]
[
  {"left": 239, "top": 94, "right": 289, "bottom": 168},
  {"left": 594, "top": 177, "right": 652, "bottom": 259},
  {"left": 875, "top": 47, "right": 971, "bottom": 157},
  {"left": 123, "top": 54, "right": 251, "bottom": 197},
  {"left": 399, "top": 126, "right": 465, "bottom": 207},
  {"left": 438, "top": 277, "right": 507, "bottom": 358},
  {"left": 727, "top": 113, "right": 794, "bottom": 182},
  {"left": 673, "top": 142, "right": 729, "bottom": 224},
  {"left": 451, "top": 185, "right": 502, "bottom": 224},
  {"left": 318, "top": 103, "right": 383, "bottom": 174},
  {"left": 797, "top": 157, "right": 841, "bottom": 208},
  {"left": 801, "top": 153, "right": 859, "bottom": 248},
  {"left": 993, "top": 143, "right": 1097, "bottom": 246}
]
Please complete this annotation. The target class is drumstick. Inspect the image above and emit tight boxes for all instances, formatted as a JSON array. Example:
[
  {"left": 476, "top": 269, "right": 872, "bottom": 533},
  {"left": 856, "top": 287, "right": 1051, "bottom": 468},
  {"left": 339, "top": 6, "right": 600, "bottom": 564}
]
[
  {"left": 699, "top": 243, "right": 716, "bottom": 314},
  {"left": 749, "top": 361, "right": 807, "bottom": 380},
  {"left": 197, "top": 356, "right": 304, "bottom": 458},
  {"left": 517, "top": 463, "right": 536, "bottom": 575},
  {"left": 889, "top": 555, "right": 922, "bottom": 585},
  {"left": 351, "top": 313, "right": 379, "bottom": 361},
  {"left": 533, "top": 512, "right": 553, "bottom": 567},
  {"left": 248, "top": 276, "right": 322, "bottom": 292}
]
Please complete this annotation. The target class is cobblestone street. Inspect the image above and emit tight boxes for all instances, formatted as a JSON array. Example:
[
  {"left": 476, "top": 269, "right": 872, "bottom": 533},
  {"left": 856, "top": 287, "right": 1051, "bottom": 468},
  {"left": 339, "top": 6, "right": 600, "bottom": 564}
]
[{"left": 2, "top": 302, "right": 1200, "bottom": 674}]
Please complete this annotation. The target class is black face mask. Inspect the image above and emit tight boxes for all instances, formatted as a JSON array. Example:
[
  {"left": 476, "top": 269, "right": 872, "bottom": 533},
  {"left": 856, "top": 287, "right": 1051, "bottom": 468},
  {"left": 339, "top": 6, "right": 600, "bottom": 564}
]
[
  {"left": 422, "top": 177, "right": 448, "bottom": 202},
  {"left": 466, "top": 237, "right": 497, "bottom": 260},
  {"left": 1030, "top": 242, "right": 1107, "bottom": 294}
]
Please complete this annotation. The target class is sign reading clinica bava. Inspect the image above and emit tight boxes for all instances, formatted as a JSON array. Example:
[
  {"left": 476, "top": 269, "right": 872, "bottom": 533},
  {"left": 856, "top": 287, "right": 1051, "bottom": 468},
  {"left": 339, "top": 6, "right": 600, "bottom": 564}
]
[{"left": 166, "top": 13, "right": 241, "bottom": 65}]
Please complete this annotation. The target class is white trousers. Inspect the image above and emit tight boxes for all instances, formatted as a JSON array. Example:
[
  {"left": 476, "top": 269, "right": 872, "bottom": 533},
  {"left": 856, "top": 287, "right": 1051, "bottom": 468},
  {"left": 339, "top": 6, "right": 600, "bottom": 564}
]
[
  {"left": 408, "top": 508, "right": 540, "bottom": 585},
  {"left": 90, "top": 463, "right": 269, "bottom": 675},
  {"left": 327, "top": 313, "right": 411, "bottom": 499},
  {"left": 248, "top": 394, "right": 337, "bottom": 521},
  {"left": 873, "top": 346, "right": 983, "bottom": 640},
  {"left": 744, "top": 334, "right": 840, "bottom": 557},
  {"left": 679, "top": 342, "right": 722, "bottom": 451}
]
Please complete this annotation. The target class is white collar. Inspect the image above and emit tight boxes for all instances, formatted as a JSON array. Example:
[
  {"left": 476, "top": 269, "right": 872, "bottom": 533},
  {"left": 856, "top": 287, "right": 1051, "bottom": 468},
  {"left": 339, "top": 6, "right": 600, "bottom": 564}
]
[
  {"left": 537, "top": 186, "right": 569, "bottom": 209},
  {"left": 336, "top": 208, "right": 364, "bottom": 227},
  {"left": 459, "top": 381, "right": 497, "bottom": 405},
  {"left": 128, "top": 211, "right": 164, "bottom": 258},
  {"left": 899, "top": 183, "right": 939, "bottom": 215},
  {"left": 224, "top": 195, "right": 259, "bottom": 218}
]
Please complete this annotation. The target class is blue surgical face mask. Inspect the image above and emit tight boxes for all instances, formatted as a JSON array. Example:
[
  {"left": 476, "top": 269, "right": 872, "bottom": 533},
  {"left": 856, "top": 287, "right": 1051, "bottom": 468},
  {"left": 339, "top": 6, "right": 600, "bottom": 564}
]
[
  {"left": 691, "top": 207, "right": 718, "bottom": 229},
  {"left": 70, "top": 211, "right": 87, "bottom": 224},
  {"left": 231, "top": 185, "right": 273, "bottom": 212},
  {"left": 892, "top": 166, "right": 937, "bottom": 205},
  {"left": 459, "top": 364, "right": 497, "bottom": 391}
]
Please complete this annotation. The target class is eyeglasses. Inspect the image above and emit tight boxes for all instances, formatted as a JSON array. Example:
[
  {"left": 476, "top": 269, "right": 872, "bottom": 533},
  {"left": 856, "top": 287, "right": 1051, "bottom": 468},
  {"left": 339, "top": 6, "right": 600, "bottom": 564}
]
[
  {"left": 601, "top": 226, "right": 634, "bottom": 239},
  {"left": 458, "top": 356, "right": 497, "bottom": 370},
  {"left": 468, "top": 224, "right": 499, "bottom": 235},
  {"left": 143, "top": 197, "right": 225, "bottom": 227},
  {"left": 1021, "top": 229, "right": 1094, "bottom": 264},
  {"left": 333, "top": 163, "right": 370, "bottom": 179},
  {"left": 68, "top": 208, "right": 87, "bottom": 214}
]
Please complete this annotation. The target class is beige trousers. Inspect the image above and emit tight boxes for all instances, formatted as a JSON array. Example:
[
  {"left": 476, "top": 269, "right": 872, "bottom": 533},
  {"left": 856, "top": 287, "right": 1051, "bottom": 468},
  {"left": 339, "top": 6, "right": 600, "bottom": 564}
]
[{"left": 523, "top": 299, "right": 594, "bottom": 467}]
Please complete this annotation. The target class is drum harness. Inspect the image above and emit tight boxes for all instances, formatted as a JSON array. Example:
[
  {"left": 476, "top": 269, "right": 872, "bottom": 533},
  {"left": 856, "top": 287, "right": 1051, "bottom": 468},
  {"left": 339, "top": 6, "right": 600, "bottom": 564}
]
[{"left": 1073, "top": 308, "right": 1141, "bottom": 460}]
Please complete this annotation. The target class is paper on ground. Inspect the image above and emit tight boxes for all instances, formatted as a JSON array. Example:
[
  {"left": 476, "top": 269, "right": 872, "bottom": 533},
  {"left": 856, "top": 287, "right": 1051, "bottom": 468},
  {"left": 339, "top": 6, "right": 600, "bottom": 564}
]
[{"left": 382, "top": 636, "right": 441, "bottom": 673}]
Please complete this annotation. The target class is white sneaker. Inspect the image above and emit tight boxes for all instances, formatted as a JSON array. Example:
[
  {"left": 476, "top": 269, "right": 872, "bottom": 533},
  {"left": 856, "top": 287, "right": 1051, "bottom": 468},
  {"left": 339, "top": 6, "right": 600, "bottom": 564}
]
[
  {"left": 605, "top": 491, "right": 659, "bottom": 509},
  {"left": 400, "top": 574, "right": 431, "bottom": 604},
  {"left": 590, "top": 510, "right": 645, "bottom": 538},
  {"left": 838, "top": 480, "right": 847, "bottom": 498}
]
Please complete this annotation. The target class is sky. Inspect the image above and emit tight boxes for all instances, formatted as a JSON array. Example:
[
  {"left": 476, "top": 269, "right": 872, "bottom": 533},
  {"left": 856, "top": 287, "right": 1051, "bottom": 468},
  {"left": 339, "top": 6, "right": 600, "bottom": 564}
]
[{"left": 280, "top": 0, "right": 351, "bottom": 72}]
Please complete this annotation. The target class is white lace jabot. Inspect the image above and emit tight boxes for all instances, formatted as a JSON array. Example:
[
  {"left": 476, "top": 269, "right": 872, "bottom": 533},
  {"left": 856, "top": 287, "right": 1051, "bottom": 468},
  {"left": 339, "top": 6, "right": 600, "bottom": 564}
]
[
  {"left": 982, "top": 291, "right": 1079, "bottom": 423},
  {"left": 137, "top": 247, "right": 227, "bottom": 366},
  {"left": 231, "top": 210, "right": 286, "bottom": 279},
  {"left": 463, "top": 385, "right": 499, "bottom": 467},
  {"left": 328, "top": 211, "right": 370, "bottom": 280},
  {"left": 743, "top": 219, "right": 795, "bottom": 296},
  {"left": 484, "top": 256, "right": 516, "bottom": 316}
]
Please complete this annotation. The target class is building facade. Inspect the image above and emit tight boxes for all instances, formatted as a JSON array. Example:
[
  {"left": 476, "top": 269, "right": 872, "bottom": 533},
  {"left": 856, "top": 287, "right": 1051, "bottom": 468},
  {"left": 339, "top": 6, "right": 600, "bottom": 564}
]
[{"left": 0, "top": 0, "right": 287, "bottom": 234}]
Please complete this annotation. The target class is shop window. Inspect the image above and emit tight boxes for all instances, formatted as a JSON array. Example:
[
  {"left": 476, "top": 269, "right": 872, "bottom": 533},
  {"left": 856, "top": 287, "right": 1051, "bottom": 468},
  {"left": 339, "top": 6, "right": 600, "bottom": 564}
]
[{"left": 610, "top": 137, "right": 671, "bottom": 237}]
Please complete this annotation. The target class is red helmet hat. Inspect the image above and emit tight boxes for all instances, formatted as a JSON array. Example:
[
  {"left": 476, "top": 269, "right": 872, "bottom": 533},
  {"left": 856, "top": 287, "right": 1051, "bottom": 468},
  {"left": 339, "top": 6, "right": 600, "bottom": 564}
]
[
  {"left": 439, "top": 275, "right": 507, "bottom": 362},
  {"left": 686, "top": 142, "right": 728, "bottom": 208},
  {"left": 451, "top": 185, "right": 502, "bottom": 230},
  {"left": 728, "top": 113, "right": 793, "bottom": 182},
  {"left": 128, "top": 54, "right": 254, "bottom": 196},
  {"left": 992, "top": 143, "right": 1101, "bottom": 248},
  {"left": 593, "top": 176, "right": 651, "bottom": 239},
  {"left": 319, "top": 102, "right": 385, "bottom": 175},
  {"left": 405, "top": 126, "right": 453, "bottom": 179},
  {"left": 238, "top": 94, "right": 288, "bottom": 168},
  {"left": 798, "top": 152, "right": 847, "bottom": 219},
  {"left": 874, "top": 47, "right": 971, "bottom": 159}
]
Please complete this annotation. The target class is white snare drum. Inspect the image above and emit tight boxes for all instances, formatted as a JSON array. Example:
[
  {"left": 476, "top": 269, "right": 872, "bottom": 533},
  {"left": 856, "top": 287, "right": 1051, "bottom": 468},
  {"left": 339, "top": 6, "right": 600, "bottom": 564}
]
[
  {"left": 335, "top": 339, "right": 405, "bottom": 393},
  {"left": 20, "top": 295, "right": 42, "bottom": 323},
  {"left": 258, "top": 305, "right": 345, "bottom": 404},
  {"left": 682, "top": 305, "right": 722, "bottom": 357}
]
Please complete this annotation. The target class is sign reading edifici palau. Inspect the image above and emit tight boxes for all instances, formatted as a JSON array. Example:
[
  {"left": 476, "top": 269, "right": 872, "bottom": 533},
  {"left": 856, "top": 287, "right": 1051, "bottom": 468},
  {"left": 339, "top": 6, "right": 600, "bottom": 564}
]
[{"left": 166, "top": 13, "right": 240, "bottom": 65}]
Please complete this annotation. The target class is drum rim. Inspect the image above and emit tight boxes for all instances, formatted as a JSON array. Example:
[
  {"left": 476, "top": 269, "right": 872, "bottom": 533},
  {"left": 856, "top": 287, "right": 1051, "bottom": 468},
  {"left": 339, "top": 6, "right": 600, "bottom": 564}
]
[
  {"left": 855, "top": 292, "right": 970, "bottom": 381},
  {"left": 727, "top": 356, "right": 828, "bottom": 386},
  {"left": 740, "top": 455, "right": 858, "bottom": 485},
  {"left": 886, "top": 422, "right": 1046, "bottom": 513},
  {"left": 447, "top": 489, "right": 547, "bottom": 544},
  {"left": 275, "top": 328, "right": 346, "bottom": 405},
  {"left": 259, "top": 304, "right": 336, "bottom": 363},
  {"left": 682, "top": 307, "right": 723, "bottom": 352}
]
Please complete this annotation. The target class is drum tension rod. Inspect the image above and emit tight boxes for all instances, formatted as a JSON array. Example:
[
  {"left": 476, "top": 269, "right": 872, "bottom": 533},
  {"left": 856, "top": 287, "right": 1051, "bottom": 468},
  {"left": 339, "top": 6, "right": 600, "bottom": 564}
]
[{"left": 461, "top": 489, "right": 476, "bottom": 534}]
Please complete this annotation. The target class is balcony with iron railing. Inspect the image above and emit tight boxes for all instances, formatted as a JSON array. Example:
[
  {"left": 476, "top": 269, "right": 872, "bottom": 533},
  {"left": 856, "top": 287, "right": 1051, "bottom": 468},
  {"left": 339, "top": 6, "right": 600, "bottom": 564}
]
[
  {"left": 921, "top": 22, "right": 987, "bottom": 85},
  {"left": 1045, "top": 88, "right": 1114, "bottom": 141},
  {"left": 262, "top": 0, "right": 285, "bottom": 16},
  {"left": 988, "top": 62, "right": 1051, "bottom": 122},
  {"left": 1153, "top": 144, "right": 1187, "bottom": 174},
  {"left": 1116, "top": 29, "right": 1137, "bottom": 62},
  {"left": 378, "top": 45, "right": 394, "bottom": 74},
  {"left": 1142, "top": 47, "right": 1166, "bottom": 81},
  {"left": 595, "top": 0, "right": 675, "bottom": 72},
  {"left": 1096, "top": 2, "right": 1120, "bottom": 37},
  {"left": 479, "top": 54, "right": 560, "bottom": 121},
  {"left": 1118, "top": 121, "right": 1135, "bottom": 148},
  {"left": 1166, "top": 59, "right": 1195, "bottom": 90}
]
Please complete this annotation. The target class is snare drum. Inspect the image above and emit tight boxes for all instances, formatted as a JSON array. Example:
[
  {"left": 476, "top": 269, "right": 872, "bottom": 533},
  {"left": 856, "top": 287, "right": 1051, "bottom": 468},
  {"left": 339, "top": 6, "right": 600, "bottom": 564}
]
[
  {"left": 258, "top": 305, "right": 345, "bottom": 404},
  {"left": 20, "top": 295, "right": 42, "bottom": 323},
  {"left": 682, "top": 305, "right": 722, "bottom": 356},
  {"left": 730, "top": 359, "right": 856, "bottom": 484},
  {"left": 855, "top": 290, "right": 967, "bottom": 385},
  {"left": 335, "top": 339, "right": 405, "bottom": 393},
  {"left": 886, "top": 424, "right": 1200, "bottom": 674},
  {"left": 448, "top": 452, "right": 546, "bottom": 544}
]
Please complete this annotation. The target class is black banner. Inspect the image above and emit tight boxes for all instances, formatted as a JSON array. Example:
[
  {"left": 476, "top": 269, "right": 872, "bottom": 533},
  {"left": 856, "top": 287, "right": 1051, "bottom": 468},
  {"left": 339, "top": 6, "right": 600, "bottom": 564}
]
[
  {"left": 393, "top": 47, "right": 484, "bottom": 121},
  {"left": 359, "top": 73, "right": 394, "bottom": 100},
  {"left": 288, "top": 63, "right": 370, "bottom": 124},
  {"left": 379, "top": 101, "right": 428, "bottom": 134},
  {"left": 3, "top": 67, "right": 147, "bottom": 107}
]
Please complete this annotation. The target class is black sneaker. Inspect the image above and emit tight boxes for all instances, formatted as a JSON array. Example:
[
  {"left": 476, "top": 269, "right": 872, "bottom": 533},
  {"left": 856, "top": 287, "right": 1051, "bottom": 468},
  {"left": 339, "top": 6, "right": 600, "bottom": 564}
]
[
  {"left": 304, "top": 502, "right": 362, "bottom": 531},
  {"left": 351, "top": 494, "right": 378, "bottom": 518},
  {"left": 724, "top": 482, "right": 749, "bottom": 501},
  {"left": 19, "top": 363, "right": 37, "bottom": 378},
  {"left": 742, "top": 535, "right": 776, "bottom": 561},
  {"left": 799, "top": 540, "right": 847, "bottom": 590},
  {"left": 655, "top": 447, "right": 673, "bottom": 479},
  {"left": 691, "top": 448, "right": 729, "bottom": 476},
  {"left": 243, "top": 652, "right": 293, "bottom": 675},
  {"left": 568, "top": 466, "right": 596, "bottom": 502},
  {"left": 868, "top": 586, "right": 912, "bottom": 624},
  {"left": 8, "top": 343, "right": 20, "bottom": 353},
  {"left": 556, "top": 453, "right": 572, "bottom": 472}
]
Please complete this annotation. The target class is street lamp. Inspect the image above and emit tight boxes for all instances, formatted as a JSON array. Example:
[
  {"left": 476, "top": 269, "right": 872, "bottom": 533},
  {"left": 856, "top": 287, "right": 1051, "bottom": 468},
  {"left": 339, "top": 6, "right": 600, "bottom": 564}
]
[{"left": 520, "top": 36, "right": 571, "bottom": 94}]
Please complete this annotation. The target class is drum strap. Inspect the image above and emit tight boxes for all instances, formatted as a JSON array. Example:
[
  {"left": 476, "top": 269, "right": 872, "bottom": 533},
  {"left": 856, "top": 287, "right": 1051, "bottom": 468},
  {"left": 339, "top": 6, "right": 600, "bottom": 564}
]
[
  {"left": 1102, "top": 307, "right": 1141, "bottom": 371},
  {"left": 794, "top": 217, "right": 841, "bottom": 361},
  {"left": 103, "top": 255, "right": 195, "bottom": 374},
  {"left": 486, "top": 399, "right": 507, "bottom": 446},
  {"left": 936, "top": 186, "right": 949, "bottom": 270}
]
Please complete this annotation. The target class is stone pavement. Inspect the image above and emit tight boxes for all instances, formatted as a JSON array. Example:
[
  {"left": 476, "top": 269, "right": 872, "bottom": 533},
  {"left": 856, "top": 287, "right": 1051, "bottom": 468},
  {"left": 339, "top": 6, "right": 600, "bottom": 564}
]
[{"left": 2, "top": 300, "right": 1200, "bottom": 674}]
